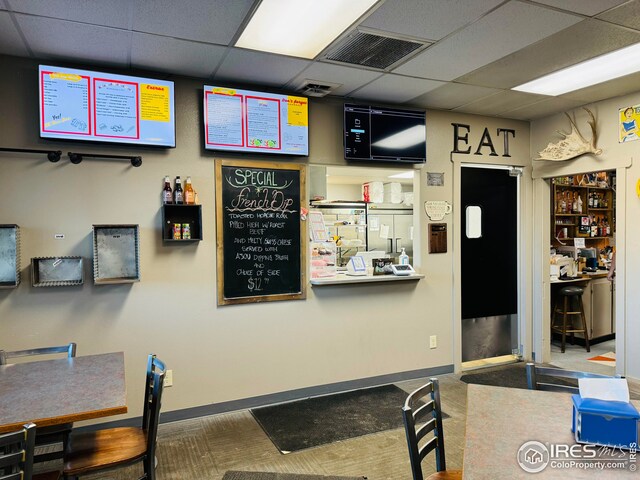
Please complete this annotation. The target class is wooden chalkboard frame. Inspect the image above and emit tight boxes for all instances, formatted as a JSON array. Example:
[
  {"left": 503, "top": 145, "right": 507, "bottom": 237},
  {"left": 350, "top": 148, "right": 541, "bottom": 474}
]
[{"left": 215, "top": 159, "right": 307, "bottom": 306}]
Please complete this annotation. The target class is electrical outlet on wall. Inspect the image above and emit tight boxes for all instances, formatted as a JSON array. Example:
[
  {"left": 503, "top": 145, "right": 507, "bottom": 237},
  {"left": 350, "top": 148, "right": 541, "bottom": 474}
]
[
  {"left": 165, "top": 369, "right": 173, "bottom": 387},
  {"left": 429, "top": 335, "right": 437, "bottom": 349}
]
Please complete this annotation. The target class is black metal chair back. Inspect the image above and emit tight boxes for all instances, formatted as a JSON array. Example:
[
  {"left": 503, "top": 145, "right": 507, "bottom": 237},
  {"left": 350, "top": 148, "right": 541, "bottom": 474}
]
[
  {"left": 526, "top": 362, "right": 620, "bottom": 394},
  {"left": 145, "top": 369, "right": 165, "bottom": 474},
  {"left": 0, "top": 343, "right": 76, "bottom": 365},
  {"left": 402, "top": 378, "right": 447, "bottom": 480},
  {"left": 142, "top": 354, "right": 166, "bottom": 431},
  {"left": 0, "top": 423, "right": 35, "bottom": 480}
]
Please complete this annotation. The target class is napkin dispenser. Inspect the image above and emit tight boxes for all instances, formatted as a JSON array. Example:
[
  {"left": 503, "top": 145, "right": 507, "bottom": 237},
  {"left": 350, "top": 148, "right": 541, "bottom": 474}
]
[{"left": 571, "top": 395, "right": 640, "bottom": 448}]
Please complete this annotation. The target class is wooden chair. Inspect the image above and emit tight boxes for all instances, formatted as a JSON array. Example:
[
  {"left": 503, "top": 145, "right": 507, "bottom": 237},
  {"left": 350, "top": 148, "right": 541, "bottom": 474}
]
[
  {"left": 62, "top": 355, "right": 166, "bottom": 480},
  {"left": 0, "top": 423, "right": 61, "bottom": 480},
  {"left": 525, "top": 362, "right": 620, "bottom": 394},
  {"left": 0, "top": 343, "right": 77, "bottom": 463},
  {"left": 402, "top": 378, "right": 462, "bottom": 480}
]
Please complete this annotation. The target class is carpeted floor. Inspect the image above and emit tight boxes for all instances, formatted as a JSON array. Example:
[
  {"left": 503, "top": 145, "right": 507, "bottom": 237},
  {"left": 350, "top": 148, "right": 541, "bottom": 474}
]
[
  {"left": 250, "top": 384, "right": 446, "bottom": 454},
  {"left": 222, "top": 471, "right": 366, "bottom": 480},
  {"left": 460, "top": 362, "right": 575, "bottom": 390}
]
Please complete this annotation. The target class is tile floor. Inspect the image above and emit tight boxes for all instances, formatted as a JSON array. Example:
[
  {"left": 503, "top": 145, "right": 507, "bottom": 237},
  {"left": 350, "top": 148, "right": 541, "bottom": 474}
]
[{"left": 550, "top": 339, "right": 616, "bottom": 375}]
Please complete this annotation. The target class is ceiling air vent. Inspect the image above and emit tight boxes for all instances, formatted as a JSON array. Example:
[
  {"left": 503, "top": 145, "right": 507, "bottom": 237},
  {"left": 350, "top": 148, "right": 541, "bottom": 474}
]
[
  {"left": 298, "top": 79, "right": 342, "bottom": 98},
  {"left": 325, "top": 31, "right": 426, "bottom": 70}
]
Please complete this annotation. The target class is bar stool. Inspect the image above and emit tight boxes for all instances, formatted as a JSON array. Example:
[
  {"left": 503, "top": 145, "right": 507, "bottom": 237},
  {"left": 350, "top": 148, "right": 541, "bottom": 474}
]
[{"left": 551, "top": 286, "right": 590, "bottom": 353}]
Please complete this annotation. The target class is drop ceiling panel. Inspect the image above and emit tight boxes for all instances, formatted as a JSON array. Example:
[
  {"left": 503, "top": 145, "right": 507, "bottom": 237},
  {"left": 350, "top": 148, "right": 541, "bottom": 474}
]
[
  {"left": 500, "top": 97, "right": 587, "bottom": 121},
  {"left": 215, "top": 48, "right": 311, "bottom": 88},
  {"left": 394, "top": 1, "right": 582, "bottom": 81},
  {"left": 350, "top": 74, "right": 445, "bottom": 103},
  {"left": 131, "top": 33, "right": 226, "bottom": 78},
  {"left": 409, "top": 82, "right": 501, "bottom": 110},
  {"left": 133, "top": 0, "right": 254, "bottom": 45},
  {"left": 531, "top": 0, "right": 627, "bottom": 16},
  {"left": 360, "top": 0, "right": 504, "bottom": 41},
  {"left": 453, "top": 90, "right": 546, "bottom": 116},
  {"left": 456, "top": 20, "right": 640, "bottom": 89},
  {"left": 597, "top": 0, "right": 640, "bottom": 30},
  {"left": 288, "top": 63, "right": 383, "bottom": 97},
  {"left": 6, "top": 0, "right": 133, "bottom": 29},
  {"left": 15, "top": 15, "right": 130, "bottom": 67},
  {"left": 0, "top": 11, "right": 29, "bottom": 57},
  {"left": 560, "top": 71, "right": 640, "bottom": 103}
]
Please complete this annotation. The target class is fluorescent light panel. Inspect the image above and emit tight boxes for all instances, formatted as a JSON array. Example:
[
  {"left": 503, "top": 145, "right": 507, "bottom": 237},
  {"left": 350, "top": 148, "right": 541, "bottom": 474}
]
[
  {"left": 513, "top": 42, "right": 640, "bottom": 96},
  {"left": 236, "top": 0, "right": 378, "bottom": 59},
  {"left": 388, "top": 171, "right": 414, "bottom": 179}
]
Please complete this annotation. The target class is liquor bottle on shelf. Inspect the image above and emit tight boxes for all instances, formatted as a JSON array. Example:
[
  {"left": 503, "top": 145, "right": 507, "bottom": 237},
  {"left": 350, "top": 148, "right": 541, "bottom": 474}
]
[
  {"left": 588, "top": 192, "right": 594, "bottom": 208},
  {"left": 576, "top": 192, "right": 583, "bottom": 214},
  {"left": 184, "top": 176, "right": 195, "bottom": 205},
  {"left": 590, "top": 216, "right": 598, "bottom": 237},
  {"left": 572, "top": 192, "right": 578, "bottom": 213},
  {"left": 605, "top": 217, "right": 611, "bottom": 236},
  {"left": 174, "top": 176, "right": 184, "bottom": 204},
  {"left": 162, "top": 176, "right": 173, "bottom": 204},
  {"left": 560, "top": 192, "right": 567, "bottom": 213}
]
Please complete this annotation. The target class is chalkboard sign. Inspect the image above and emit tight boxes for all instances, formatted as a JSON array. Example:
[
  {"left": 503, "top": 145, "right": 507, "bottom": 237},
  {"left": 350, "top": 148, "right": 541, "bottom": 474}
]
[{"left": 215, "top": 159, "right": 307, "bottom": 305}]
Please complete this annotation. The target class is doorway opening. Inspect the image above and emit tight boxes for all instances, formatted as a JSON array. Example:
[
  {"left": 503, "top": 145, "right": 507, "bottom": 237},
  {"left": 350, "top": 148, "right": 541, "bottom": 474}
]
[{"left": 549, "top": 170, "right": 616, "bottom": 375}]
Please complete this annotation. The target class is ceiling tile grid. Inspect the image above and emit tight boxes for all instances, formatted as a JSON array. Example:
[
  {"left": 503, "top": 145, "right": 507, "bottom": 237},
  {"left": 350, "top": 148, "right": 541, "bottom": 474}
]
[
  {"left": 596, "top": 0, "right": 640, "bottom": 30},
  {"left": 6, "top": 0, "right": 133, "bottom": 29},
  {"left": 349, "top": 73, "right": 445, "bottom": 103},
  {"left": 452, "top": 89, "right": 547, "bottom": 116},
  {"left": 132, "top": 0, "right": 254, "bottom": 45},
  {"left": 409, "top": 82, "right": 502, "bottom": 110},
  {"left": 15, "top": 14, "right": 131, "bottom": 67},
  {"left": 394, "top": 1, "right": 583, "bottom": 81},
  {"left": 455, "top": 19, "right": 640, "bottom": 89},
  {"left": 287, "top": 62, "right": 384, "bottom": 97},
  {"left": 214, "top": 48, "right": 311, "bottom": 88},
  {"left": 532, "top": 0, "right": 628, "bottom": 16},
  {"left": 360, "top": 0, "right": 504, "bottom": 42},
  {"left": 0, "top": 11, "right": 29, "bottom": 57},
  {"left": 131, "top": 33, "right": 227, "bottom": 78}
]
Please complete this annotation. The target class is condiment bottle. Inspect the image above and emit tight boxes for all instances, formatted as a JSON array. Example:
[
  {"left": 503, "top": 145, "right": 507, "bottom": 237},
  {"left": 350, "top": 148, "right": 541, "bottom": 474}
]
[
  {"left": 162, "top": 176, "right": 172, "bottom": 204},
  {"left": 184, "top": 176, "right": 195, "bottom": 204},
  {"left": 174, "top": 176, "right": 184, "bottom": 204}
]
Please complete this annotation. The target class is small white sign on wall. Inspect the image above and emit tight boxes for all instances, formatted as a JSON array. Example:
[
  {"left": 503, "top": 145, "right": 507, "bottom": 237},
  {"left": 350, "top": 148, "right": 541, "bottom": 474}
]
[{"left": 424, "top": 201, "right": 452, "bottom": 221}]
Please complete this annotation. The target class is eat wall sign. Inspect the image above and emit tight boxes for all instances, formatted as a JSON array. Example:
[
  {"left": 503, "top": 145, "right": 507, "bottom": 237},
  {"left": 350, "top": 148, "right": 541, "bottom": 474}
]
[{"left": 451, "top": 123, "right": 516, "bottom": 157}]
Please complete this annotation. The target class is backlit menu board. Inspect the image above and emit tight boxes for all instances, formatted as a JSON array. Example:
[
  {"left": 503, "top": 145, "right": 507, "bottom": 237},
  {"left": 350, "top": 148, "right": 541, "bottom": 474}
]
[
  {"left": 204, "top": 86, "right": 308, "bottom": 156},
  {"left": 39, "top": 65, "right": 175, "bottom": 147}
]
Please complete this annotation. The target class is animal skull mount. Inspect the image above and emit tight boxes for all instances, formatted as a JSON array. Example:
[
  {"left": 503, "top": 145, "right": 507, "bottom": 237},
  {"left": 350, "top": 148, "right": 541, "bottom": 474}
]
[{"left": 535, "top": 108, "right": 603, "bottom": 161}]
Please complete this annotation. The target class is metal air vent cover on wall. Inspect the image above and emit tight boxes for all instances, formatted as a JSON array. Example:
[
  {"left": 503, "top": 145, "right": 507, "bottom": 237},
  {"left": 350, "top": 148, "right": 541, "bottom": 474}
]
[{"left": 324, "top": 31, "right": 426, "bottom": 70}]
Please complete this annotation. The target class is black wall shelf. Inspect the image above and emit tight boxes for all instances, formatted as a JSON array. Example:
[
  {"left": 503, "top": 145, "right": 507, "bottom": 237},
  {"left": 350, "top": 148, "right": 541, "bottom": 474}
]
[{"left": 162, "top": 204, "right": 202, "bottom": 242}]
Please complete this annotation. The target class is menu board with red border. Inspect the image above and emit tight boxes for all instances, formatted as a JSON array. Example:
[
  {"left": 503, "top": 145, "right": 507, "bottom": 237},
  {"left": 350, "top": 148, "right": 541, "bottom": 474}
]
[
  {"left": 39, "top": 65, "right": 175, "bottom": 147},
  {"left": 204, "top": 86, "right": 308, "bottom": 156}
]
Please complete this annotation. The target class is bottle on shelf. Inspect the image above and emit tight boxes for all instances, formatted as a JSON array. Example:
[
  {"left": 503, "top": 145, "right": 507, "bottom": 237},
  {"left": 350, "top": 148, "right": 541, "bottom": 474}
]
[
  {"left": 162, "top": 176, "right": 173, "bottom": 204},
  {"left": 174, "top": 176, "right": 184, "bottom": 204},
  {"left": 560, "top": 192, "right": 567, "bottom": 214},
  {"left": 605, "top": 217, "right": 611, "bottom": 236},
  {"left": 399, "top": 248, "right": 409, "bottom": 265},
  {"left": 576, "top": 193, "right": 583, "bottom": 214},
  {"left": 588, "top": 192, "right": 594, "bottom": 208},
  {"left": 572, "top": 192, "right": 578, "bottom": 213},
  {"left": 184, "top": 176, "right": 195, "bottom": 204},
  {"left": 590, "top": 216, "right": 598, "bottom": 237}
]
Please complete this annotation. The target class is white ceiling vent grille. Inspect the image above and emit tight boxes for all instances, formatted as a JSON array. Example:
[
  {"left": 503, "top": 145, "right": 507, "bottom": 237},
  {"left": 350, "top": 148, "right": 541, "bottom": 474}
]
[
  {"left": 298, "top": 79, "right": 342, "bottom": 97},
  {"left": 325, "top": 31, "right": 426, "bottom": 70}
]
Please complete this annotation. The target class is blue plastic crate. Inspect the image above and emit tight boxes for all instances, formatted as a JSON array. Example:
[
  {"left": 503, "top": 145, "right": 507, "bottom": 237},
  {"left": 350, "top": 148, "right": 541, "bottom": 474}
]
[{"left": 572, "top": 395, "right": 640, "bottom": 449}]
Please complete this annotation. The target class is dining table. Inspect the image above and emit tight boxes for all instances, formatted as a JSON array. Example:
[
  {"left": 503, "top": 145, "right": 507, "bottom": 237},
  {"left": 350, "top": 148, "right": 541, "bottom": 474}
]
[
  {"left": 0, "top": 352, "right": 127, "bottom": 434},
  {"left": 463, "top": 384, "right": 639, "bottom": 479}
]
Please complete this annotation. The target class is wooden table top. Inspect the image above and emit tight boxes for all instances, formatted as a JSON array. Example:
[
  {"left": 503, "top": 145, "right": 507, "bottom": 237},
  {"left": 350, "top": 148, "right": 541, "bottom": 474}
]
[
  {"left": 463, "top": 384, "right": 639, "bottom": 479},
  {"left": 0, "top": 352, "right": 127, "bottom": 433}
]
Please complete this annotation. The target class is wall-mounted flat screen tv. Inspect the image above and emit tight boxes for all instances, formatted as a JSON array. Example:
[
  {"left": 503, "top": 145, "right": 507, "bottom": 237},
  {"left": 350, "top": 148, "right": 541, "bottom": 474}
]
[
  {"left": 39, "top": 65, "right": 175, "bottom": 147},
  {"left": 344, "top": 104, "right": 426, "bottom": 164},
  {"left": 203, "top": 85, "right": 308, "bottom": 156}
]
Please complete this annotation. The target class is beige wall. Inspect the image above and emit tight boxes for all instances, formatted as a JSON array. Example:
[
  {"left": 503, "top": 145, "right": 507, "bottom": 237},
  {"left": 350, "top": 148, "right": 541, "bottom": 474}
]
[
  {"left": 0, "top": 55, "right": 532, "bottom": 422},
  {"left": 531, "top": 96, "right": 640, "bottom": 380}
]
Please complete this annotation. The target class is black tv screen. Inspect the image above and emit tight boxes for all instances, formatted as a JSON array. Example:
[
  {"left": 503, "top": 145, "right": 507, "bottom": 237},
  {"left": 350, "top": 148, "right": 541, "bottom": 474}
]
[{"left": 344, "top": 104, "right": 426, "bottom": 163}]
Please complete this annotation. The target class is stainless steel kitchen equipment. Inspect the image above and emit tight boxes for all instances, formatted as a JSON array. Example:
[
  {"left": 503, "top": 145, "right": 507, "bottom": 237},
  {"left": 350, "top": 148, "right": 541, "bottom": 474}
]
[{"left": 366, "top": 203, "right": 413, "bottom": 262}]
